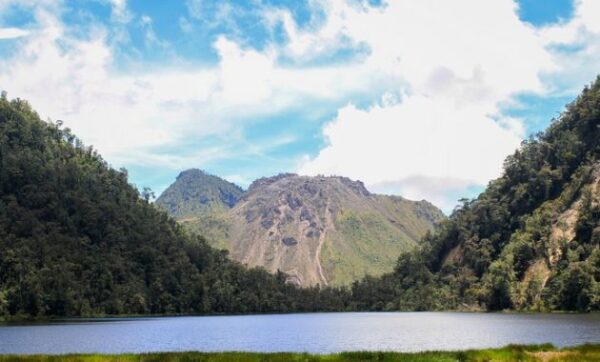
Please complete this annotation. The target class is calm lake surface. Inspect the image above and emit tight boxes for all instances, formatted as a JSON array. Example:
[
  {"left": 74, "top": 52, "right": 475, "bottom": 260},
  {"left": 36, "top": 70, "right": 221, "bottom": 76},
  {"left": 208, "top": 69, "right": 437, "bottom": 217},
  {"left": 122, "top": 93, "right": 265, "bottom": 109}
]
[{"left": 1, "top": 312, "right": 600, "bottom": 354}]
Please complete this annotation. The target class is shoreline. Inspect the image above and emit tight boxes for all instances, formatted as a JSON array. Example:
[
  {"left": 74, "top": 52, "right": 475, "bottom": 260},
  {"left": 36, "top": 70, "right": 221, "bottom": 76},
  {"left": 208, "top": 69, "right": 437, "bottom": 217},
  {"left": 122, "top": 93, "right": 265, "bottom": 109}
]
[
  {"left": 1, "top": 344, "right": 599, "bottom": 361},
  {"left": 2, "top": 309, "right": 599, "bottom": 324}
]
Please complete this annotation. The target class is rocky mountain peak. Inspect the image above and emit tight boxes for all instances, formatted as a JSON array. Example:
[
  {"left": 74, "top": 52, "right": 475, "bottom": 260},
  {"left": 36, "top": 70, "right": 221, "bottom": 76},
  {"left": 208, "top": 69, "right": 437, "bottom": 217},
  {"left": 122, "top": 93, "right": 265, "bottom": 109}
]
[
  {"left": 247, "top": 173, "right": 298, "bottom": 193},
  {"left": 176, "top": 168, "right": 208, "bottom": 180},
  {"left": 335, "top": 176, "right": 371, "bottom": 197},
  {"left": 157, "top": 170, "right": 445, "bottom": 287},
  {"left": 247, "top": 174, "right": 371, "bottom": 198}
]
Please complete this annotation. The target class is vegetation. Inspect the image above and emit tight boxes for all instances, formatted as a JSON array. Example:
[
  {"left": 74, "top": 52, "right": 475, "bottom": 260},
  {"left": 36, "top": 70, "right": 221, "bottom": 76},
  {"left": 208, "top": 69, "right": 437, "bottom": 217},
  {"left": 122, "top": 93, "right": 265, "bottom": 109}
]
[
  {"left": 1, "top": 75, "right": 599, "bottom": 318},
  {"left": 155, "top": 169, "right": 243, "bottom": 219},
  {"left": 154, "top": 170, "right": 241, "bottom": 249},
  {"left": 322, "top": 194, "right": 445, "bottom": 286},
  {"left": 323, "top": 209, "right": 421, "bottom": 285},
  {"left": 0, "top": 95, "right": 346, "bottom": 319},
  {"left": 346, "top": 76, "right": 600, "bottom": 312},
  {"left": 1, "top": 344, "right": 599, "bottom": 361}
]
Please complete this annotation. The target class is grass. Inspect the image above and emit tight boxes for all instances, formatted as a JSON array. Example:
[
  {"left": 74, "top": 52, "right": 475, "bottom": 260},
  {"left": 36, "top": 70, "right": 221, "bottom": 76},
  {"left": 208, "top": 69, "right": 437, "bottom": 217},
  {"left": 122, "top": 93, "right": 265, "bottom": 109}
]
[
  {"left": 2, "top": 344, "right": 599, "bottom": 362},
  {"left": 322, "top": 209, "right": 417, "bottom": 286}
]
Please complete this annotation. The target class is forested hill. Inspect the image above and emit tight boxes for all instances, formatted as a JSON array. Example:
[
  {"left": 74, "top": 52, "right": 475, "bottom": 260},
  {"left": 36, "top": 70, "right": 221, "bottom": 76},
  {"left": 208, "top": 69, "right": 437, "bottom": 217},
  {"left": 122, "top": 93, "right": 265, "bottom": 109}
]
[
  {"left": 0, "top": 95, "right": 343, "bottom": 318},
  {"left": 155, "top": 169, "right": 243, "bottom": 219},
  {"left": 349, "top": 77, "right": 600, "bottom": 312}
]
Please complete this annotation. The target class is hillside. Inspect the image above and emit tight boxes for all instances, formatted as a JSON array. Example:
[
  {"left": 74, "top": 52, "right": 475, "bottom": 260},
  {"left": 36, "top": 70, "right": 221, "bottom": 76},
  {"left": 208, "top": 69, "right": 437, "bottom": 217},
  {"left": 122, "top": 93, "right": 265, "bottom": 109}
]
[
  {"left": 155, "top": 169, "right": 243, "bottom": 250},
  {"left": 158, "top": 172, "right": 444, "bottom": 287},
  {"left": 156, "top": 169, "right": 243, "bottom": 219},
  {"left": 0, "top": 95, "right": 343, "bottom": 318},
  {"left": 348, "top": 77, "right": 600, "bottom": 311}
]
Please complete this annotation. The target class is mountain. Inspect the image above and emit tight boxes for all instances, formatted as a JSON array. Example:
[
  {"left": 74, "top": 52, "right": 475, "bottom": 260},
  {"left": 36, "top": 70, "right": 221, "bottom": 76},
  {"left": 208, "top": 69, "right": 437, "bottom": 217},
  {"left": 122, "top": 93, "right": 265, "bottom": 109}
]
[
  {"left": 156, "top": 169, "right": 243, "bottom": 219},
  {"left": 155, "top": 169, "right": 244, "bottom": 250},
  {"left": 3, "top": 77, "right": 597, "bottom": 317},
  {"left": 0, "top": 95, "right": 342, "bottom": 319},
  {"left": 348, "top": 77, "right": 600, "bottom": 312},
  {"left": 157, "top": 172, "right": 444, "bottom": 287}
]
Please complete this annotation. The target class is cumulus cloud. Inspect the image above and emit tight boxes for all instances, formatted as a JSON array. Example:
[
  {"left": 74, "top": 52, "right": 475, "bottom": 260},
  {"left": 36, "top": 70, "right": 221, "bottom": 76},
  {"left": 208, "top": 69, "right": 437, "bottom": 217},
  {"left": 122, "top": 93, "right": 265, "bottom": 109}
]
[
  {"left": 264, "top": 2, "right": 361, "bottom": 62},
  {"left": 296, "top": 0, "right": 597, "bottom": 210},
  {"left": 298, "top": 0, "right": 600, "bottom": 210},
  {"left": 0, "top": 6, "right": 384, "bottom": 168},
  {"left": 539, "top": 0, "right": 600, "bottom": 95},
  {"left": 298, "top": 97, "right": 525, "bottom": 210},
  {"left": 0, "top": 27, "right": 29, "bottom": 39},
  {"left": 0, "top": 0, "right": 598, "bottom": 210}
]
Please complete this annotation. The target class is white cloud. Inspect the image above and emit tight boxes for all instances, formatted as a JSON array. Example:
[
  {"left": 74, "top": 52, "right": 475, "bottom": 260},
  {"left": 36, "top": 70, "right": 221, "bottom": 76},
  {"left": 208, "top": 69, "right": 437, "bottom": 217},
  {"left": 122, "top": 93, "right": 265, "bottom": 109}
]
[
  {"left": 539, "top": 0, "right": 600, "bottom": 95},
  {"left": 1, "top": 0, "right": 599, "bottom": 211},
  {"left": 0, "top": 27, "right": 29, "bottom": 39},
  {"left": 576, "top": 0, "right": 600, "bottom": 33},
  {"left": 0, "top": 0, "right": 58, "bottom": 11},
  {"left": 299, "top": 97, "right": 524, "bottom": 210},
  {"left": 295, "top": 0, "right": 561, "bottom": 209},
  {"left": 264, "top": 2, "right": 360, "bottom": 62},
  {"left": 0, "top": 8, "right": 380, "bottom": 168},
  {"left": 108, "top": 0, "right": 131, "bottom": 23},
  {"left": 369, "top": 176, "right": 481, "bottom": 213}
]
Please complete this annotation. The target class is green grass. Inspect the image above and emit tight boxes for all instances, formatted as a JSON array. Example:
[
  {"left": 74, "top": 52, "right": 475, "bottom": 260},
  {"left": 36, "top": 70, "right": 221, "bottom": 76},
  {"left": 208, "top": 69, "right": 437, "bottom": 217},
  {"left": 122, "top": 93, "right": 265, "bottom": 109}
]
[
  {"left": 178, "top": 206, "right": 233, "bottom": 251},
  {"left": 2, "top": 344, "right": 599, "bottom": 362},
  {"left": 321, "top": 209, "right": 417, "bottom": 286}
]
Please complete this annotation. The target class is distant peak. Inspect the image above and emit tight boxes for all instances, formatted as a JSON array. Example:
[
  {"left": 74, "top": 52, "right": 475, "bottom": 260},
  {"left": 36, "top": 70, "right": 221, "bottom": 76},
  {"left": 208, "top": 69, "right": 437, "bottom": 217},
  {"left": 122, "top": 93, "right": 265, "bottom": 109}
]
[
  {"left": 298, "top": 174, "right": 371, "bottom": 197},
  {"left": 248, "top": 173, "right": 298, "bottom": 192},
  {"left": 245, "top": 173, "right": 371, "bottom": 197},
  {"left": 156, "top": 168, "right": 244, "bottom": 216},
  {"left": 176, "top": 168, "right": 208, "bottom": 180}
]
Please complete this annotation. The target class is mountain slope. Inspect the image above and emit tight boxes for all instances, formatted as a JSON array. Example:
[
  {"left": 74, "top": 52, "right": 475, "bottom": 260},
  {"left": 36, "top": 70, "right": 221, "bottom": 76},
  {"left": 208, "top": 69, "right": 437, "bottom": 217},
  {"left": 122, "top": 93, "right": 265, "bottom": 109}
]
[
  {"left": 0, "top": 96, "right": 339, "bottom": 318},
  {"left": 155, "top": 169, "right": 243, "bottom": 249},
  {"left": 155, "top": 169, "right": 243, "bottom": 218},
  {"left": 348, "top": 77, "right": 600, "bottom": 311},
  {"left": 159, "top": 173, "right": 444, "bottom": 287}
]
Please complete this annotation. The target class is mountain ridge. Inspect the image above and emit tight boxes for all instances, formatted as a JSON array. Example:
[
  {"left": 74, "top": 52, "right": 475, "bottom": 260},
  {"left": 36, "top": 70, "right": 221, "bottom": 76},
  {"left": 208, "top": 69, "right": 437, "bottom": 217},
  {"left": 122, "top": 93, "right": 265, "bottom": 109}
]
[{"left": 156, "top": 171, "right": 444, "bottom": 287}]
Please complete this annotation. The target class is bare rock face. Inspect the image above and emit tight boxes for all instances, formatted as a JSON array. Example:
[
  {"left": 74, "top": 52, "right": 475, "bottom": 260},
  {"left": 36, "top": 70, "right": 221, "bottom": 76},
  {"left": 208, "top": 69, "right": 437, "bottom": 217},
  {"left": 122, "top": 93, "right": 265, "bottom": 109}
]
[
  {"left": 226, "top": 174, "right": 444, "bottom": 287},
  {"left": 158, "top": 172, "right": 445, "bottom": 287}
]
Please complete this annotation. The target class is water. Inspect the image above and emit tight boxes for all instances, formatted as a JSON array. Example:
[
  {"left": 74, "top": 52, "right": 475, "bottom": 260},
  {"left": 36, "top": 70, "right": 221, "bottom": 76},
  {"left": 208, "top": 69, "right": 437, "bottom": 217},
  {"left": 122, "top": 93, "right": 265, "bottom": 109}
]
[{"left": 1, "top": 312, "right": 599, "bottom": 354}]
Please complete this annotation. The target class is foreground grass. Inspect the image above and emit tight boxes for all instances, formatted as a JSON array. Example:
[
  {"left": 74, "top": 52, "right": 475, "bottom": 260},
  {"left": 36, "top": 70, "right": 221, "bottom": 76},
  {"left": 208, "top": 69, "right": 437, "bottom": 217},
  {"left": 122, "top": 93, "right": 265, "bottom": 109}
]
[{"left": 2, "top": 344, "right": 600, "bottom": 362}]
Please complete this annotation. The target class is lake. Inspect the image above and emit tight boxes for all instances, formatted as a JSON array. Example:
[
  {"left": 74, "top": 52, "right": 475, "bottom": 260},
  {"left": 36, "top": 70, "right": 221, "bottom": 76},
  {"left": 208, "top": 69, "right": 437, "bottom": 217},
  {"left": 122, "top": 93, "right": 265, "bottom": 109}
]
[{"left": 1, "top": 312, "right": 599, "bottom": 354}]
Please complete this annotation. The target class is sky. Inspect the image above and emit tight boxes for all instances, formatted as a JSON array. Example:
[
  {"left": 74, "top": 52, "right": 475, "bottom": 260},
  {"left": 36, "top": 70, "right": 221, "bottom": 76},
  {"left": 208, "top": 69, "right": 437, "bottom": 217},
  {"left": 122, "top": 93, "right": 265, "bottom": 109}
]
[{"left": 0, "top": 0, "right": 599, "bottom": 213}]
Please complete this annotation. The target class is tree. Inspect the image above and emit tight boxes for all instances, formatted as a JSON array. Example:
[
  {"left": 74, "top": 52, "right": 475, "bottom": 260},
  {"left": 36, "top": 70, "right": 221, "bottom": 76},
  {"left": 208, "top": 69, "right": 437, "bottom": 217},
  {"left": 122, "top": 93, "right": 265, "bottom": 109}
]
[
  {"left": 556, "top": 262, "right": 595, "bottom": 311},
  {"left": 483, "top": 259, "right": 515, "bottom": 310},
  {"left": 141, "top": 187, "right": 156, "bottom": 202}
]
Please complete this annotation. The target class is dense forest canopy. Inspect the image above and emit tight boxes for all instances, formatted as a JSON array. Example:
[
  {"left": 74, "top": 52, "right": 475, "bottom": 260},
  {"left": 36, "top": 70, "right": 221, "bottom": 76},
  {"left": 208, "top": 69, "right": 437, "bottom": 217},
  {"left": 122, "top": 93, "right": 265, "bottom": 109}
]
[
  {"left": 0, "top": 75, "right": 599, "bottom": 318},
  {"left": 0, "top": 94, "right": 345, "bottom": 318}
]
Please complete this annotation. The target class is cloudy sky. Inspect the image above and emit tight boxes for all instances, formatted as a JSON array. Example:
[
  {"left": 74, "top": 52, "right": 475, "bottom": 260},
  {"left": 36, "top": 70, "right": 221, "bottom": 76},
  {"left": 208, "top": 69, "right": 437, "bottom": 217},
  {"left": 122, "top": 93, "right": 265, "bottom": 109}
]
[{"left": 1, "top": 0, "right": 599, "bottom": 212}]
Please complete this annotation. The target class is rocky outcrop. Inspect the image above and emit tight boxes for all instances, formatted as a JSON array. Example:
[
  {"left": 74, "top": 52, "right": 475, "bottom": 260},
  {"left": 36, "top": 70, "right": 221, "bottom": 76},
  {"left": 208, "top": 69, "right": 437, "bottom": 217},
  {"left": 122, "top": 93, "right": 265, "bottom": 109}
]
[{"left": 158, "top": 172, "right": 445, "bottom": 287}]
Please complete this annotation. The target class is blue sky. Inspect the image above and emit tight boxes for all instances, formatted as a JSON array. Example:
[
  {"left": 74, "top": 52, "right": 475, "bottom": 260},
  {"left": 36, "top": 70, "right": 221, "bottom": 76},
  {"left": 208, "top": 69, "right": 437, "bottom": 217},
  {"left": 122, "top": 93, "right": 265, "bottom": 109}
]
[{"left": 1, "top": 0, "right": 599, "bottom": 212}]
